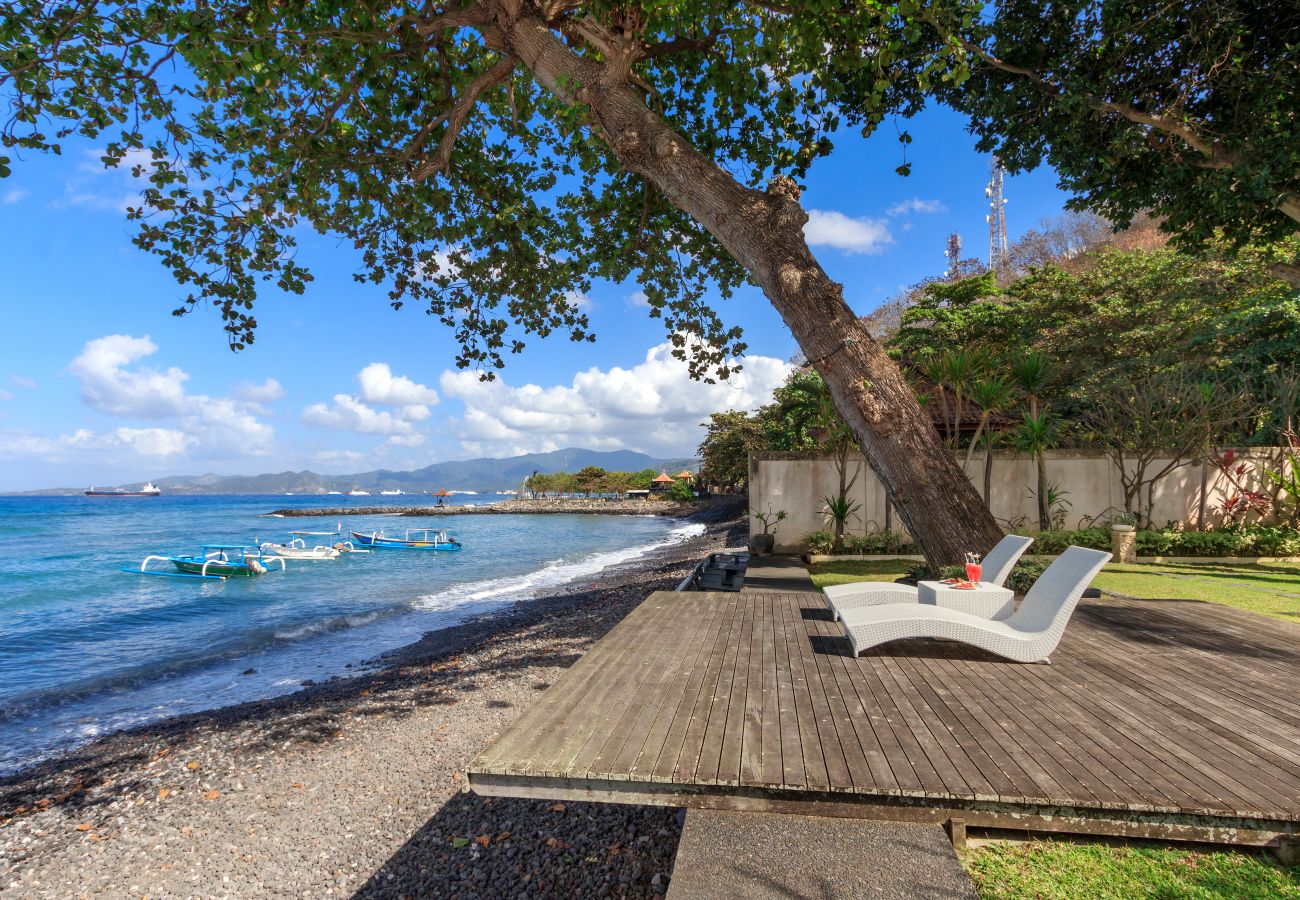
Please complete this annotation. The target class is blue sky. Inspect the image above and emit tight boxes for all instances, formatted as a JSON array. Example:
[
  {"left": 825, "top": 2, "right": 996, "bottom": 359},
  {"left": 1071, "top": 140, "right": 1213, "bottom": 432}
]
[{"left": 0, "top": 104, "right": 1071, "bottom": 491}]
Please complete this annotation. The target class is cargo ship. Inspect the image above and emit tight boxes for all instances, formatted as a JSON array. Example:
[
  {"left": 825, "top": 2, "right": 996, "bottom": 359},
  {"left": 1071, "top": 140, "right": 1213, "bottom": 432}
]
[{"left": 85, "top": 482, "right": 162, "bottom": 497}]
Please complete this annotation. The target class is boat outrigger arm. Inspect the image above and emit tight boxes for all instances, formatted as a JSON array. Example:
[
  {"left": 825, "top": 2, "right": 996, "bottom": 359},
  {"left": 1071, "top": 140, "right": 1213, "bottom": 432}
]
[
  {"left": 289, "top": 530, "right": 371, "bottom": 554},
  {"left": 125, "top": 555, "right": 233, "bottom": 580}
]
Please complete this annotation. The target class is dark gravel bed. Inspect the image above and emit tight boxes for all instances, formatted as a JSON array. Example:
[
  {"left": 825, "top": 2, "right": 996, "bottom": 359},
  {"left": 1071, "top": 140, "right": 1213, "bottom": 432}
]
[{"left": 0, "top": 509, "right": 746, "bottom": 898}]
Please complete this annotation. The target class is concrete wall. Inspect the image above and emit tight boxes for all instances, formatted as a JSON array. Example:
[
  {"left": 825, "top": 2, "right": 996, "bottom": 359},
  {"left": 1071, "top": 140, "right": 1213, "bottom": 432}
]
[{"left": 748, "top": 449, "right": 1283, "bottom": 553}]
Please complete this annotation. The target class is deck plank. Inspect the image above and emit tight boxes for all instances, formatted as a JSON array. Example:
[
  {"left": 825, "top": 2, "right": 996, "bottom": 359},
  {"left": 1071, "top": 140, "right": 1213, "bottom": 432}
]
[{"left": 469, "top": 583, "right": 1300, "bottom": 843}]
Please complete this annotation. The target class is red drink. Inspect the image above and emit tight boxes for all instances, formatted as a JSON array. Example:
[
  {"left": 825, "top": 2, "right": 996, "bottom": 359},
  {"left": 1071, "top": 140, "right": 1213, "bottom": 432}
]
[{"left": 965, "top": 562, "right": 983, "bottom": 584}]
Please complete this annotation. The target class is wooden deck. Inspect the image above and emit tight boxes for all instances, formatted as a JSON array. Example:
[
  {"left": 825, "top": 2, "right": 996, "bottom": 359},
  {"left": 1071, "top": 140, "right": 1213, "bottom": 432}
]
[{"left": 468, "top": 587, "right": 1300, "bottom": 846}]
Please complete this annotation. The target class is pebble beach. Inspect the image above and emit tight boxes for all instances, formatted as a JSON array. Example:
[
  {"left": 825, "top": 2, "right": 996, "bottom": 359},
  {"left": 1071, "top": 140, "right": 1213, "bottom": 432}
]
[{"left": 0, "top": 508, "right": 746, "bottom": 898}]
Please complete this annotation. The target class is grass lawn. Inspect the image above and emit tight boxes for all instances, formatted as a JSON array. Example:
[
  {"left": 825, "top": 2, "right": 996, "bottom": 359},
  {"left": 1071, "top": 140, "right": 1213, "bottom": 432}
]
[
  {"left": 806, "top": 558, "right": 913, "bottom": 589},
  {"left": 1093, "top": 560, "right": 1300, "bottom": 623},
  {"left": 962, "top": 840, "right": 1299, "bottom": 899},
  {"left": 808, "top": 558, "right": 1300, "bottom": 623}
]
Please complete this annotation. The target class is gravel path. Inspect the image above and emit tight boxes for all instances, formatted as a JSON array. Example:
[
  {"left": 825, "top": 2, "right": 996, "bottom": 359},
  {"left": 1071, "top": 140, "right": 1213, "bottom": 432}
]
[{"left": 1, "top": 510, "right": 745, "bottom": 898}]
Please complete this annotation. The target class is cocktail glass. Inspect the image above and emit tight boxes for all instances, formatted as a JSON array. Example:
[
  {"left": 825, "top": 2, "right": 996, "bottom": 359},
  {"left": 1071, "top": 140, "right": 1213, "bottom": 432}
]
[{"left": 965, "top": 562, "right": 983, "bottom": 584}]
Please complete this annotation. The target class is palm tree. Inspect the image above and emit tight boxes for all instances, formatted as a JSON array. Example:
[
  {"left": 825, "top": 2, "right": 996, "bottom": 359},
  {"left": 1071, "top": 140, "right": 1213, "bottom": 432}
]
[
  {"left": 919, "top": 354, "right": 953, "bottom": 442},
  {"left": 939, "top": 348, "right": 988, "bottom": 444},
  {"left": 1011, "top": 352, "right": 1054, "bottom": 531},
  {"left": 963, "top": 375, "right": 1017, "bottom": 480}
]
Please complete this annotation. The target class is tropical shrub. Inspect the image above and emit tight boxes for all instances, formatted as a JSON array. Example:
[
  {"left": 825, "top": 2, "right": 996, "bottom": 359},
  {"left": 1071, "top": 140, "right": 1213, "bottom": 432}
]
[
  {"left": 803, "top": 531, "right": 919, "bottom": 555},
  {"left": 804, "top": 530, "right": 837, "bottom": 554},
  {"left": 1022, "top": 528, "right": 1111, "bottom": 554},
  {"left": 1021, "top": 524, "right": 1300, "bottom": 557},
  {"left": 1136, "top": 525, "right": 1300, "bottom": 557},
  {"left": 1005, "top": 561, "right": 1048, "bottom": 593}
]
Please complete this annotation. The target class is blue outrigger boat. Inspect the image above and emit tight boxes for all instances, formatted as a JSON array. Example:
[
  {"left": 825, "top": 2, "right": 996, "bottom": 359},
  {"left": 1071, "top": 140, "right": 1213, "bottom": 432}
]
[
  {"left": 350, "top": 528, "right": 462, "bottom": 551},
  {"left": 124, "top": 544, "right": 287, "bottom": 580}
]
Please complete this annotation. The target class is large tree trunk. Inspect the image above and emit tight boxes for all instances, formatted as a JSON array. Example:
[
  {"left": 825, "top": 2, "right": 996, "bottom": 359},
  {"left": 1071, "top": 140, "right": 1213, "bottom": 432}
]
[{"left": 491, "top": 7, "right": 1003, "bottom": 567}]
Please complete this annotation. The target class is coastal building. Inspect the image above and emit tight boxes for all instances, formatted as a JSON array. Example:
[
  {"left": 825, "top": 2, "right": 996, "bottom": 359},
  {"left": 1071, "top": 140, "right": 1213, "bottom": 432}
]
[{"left": 650, "top": 472, "right": 675, "bottom": 492}]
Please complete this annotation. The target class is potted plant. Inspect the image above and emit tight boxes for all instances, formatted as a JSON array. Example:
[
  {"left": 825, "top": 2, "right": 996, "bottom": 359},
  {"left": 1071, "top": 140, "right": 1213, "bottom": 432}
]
[
  {"left": 749, "top": 506, "right": 786, "bottom": 555},
  {"left": 1110, "top": 512, "right": 1138, "bottom": 533}
]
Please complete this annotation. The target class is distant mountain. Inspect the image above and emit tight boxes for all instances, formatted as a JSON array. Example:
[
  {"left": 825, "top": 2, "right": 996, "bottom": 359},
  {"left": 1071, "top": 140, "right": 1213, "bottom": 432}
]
[{"left": 16, "top": 448, "right": 699, "bottom": 496}]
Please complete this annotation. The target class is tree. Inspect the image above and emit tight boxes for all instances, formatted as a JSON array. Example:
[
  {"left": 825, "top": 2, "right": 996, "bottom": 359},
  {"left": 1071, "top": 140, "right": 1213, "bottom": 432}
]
[
  {"left": 525, "top": 470, "right": 550, "bottom": 498},
  {"left": 963, "top": 375, "right": 1016, "bottom": 492},
  {"left": 666, "top": 477, "right": 696, "bottom": 502},
  {"left": 773, "top": 370, "right": 863, "bottom": 550},
  {"left": 574, "top": 466, "right": 607, "bottom": 497},
  {"left": 2, "top": 0, "right": 1001, "bottom": 568},
  {"left": 890, "top": 242, "right": 1300, "bottom": 441},
  {"left": 1080, "top": 370, "right": 1253, "bottom": 526},
  {"left": 603, "top": 469, "right": 634, "bottom": 498},
  {"left": 1011, "top": 352, "right": 1054, "bottom": 531},
  {"left": 698, "top": 410, "right": 762, "bottom": 492},
  {"left": 629, "top": 469, "right": 660, "bottom": 491},
  {"left": 924, "top": 2, "right": 1300, "bottom": 284}
]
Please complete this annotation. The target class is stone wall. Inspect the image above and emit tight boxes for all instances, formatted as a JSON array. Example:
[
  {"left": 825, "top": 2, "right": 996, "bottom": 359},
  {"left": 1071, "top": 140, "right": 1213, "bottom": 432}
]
[{"left": 748, "top": 449, "right": 1284, "bottom": 553}]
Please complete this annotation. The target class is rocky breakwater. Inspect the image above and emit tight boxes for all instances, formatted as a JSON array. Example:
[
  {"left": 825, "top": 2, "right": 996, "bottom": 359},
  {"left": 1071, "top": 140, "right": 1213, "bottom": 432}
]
[{"left": 269, "top": 498, "right": 704, "bottom": 518}]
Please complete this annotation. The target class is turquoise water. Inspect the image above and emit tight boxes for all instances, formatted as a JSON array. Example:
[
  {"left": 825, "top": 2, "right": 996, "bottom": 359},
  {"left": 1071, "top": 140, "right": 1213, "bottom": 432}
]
[{"left": 0, "top": 495, "right": 699, "bottom": 774}]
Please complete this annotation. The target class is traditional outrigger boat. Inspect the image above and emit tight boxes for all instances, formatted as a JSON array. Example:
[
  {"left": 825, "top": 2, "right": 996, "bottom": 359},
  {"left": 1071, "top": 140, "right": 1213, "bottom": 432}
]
[
  {"left": 258, "top": 529, "right": 370, "bottom": 559},
  {"left": 350, "top": 528, "right": 462, "bottom": 551},
  {"left": 124, "top": 545, "right": 287, "bottom": 580}
]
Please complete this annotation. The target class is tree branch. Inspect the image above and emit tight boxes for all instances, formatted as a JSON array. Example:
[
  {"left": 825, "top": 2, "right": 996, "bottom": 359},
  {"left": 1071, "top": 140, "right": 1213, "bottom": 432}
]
[
  {"left": 957, "top": 37, "right": 1238, "bottom": 168},
  {"left": 637, "top": 30, "right": 723, "bottom": 63},
  {"left": 410, "top": 55, "right": 518, "bottom": 181}
]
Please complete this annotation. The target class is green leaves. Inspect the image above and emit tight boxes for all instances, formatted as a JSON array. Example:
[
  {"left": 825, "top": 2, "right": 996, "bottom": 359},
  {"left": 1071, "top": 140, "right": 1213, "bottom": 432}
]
[{"left": 0, "top": 0, "right": 960, "bottom": 376}]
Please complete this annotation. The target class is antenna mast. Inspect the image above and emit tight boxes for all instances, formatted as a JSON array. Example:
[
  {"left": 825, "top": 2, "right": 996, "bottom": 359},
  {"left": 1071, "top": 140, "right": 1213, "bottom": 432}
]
[
  {"left": 985, "top": 155, "right": 1008, "bottom": 273},
  {"left": 942, "top": 232, "right": 962, "bottom": 281}
]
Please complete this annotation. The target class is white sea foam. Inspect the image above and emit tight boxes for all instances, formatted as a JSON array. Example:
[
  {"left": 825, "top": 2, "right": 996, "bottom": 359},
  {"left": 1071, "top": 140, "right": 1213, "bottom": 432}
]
[{"left": 411, "top": 521, "right": 705, "bottom": 613}]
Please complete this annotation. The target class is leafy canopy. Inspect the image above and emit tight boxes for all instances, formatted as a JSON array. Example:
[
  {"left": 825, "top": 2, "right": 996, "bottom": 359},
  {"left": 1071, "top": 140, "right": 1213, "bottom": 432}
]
[
  {"left": 1, "top": 0, "right": 956, "bottom": 376},
  {"left": 924, "top": 0, "right": 1300, "bottom": 249}
]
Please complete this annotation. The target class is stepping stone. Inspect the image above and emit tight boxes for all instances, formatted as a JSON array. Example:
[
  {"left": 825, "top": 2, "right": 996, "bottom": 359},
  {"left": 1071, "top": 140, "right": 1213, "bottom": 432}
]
[{"left": 666, "top": 809, "right": 978, "bottom": 899}]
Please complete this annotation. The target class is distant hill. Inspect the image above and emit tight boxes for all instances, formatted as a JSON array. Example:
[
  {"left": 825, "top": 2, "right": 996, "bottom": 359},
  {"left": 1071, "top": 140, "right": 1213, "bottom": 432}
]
[{"left": 17, "top": 448, "right": 699, "bottom": 495}]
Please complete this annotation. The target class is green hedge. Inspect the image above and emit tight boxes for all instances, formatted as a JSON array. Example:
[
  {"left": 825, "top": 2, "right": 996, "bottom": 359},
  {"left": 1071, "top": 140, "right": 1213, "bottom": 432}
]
[
  {"left": 804, "top": 530, "right": 918, "bottom": 555},
  {"left": 809, "top": 525, "right": 1300, "bottom": 559},
  {"left": 1022, "top": 525, "right": 1300, "bottom": 558}
]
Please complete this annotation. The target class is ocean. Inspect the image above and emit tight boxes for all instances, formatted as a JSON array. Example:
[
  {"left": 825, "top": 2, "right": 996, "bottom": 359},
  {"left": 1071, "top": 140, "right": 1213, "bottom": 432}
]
[{"left": 0, "top": 494, "right": 701, "bottom": 775}]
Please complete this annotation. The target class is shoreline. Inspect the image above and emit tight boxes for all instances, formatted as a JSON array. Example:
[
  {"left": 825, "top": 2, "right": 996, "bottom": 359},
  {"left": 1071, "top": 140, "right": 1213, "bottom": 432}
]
[
  {"left": 0, "top": 505, "right": 744, "bottom": 897},
  {"left": 267, "top": 498, "right": 704, "bottom": 518}
]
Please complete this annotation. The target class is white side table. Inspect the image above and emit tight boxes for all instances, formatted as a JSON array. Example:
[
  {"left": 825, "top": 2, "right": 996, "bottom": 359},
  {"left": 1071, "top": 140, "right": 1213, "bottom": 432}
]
[{"left": 917, "top": 580, "right": 1015, "bottom": 619}]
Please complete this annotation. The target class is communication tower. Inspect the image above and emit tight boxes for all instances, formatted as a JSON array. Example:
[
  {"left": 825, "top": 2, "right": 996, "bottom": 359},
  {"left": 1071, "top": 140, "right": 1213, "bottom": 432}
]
[
  {"left": 943, "top": 232, "right": 962, "bottom": 281},
  {"left": 985, "top": 155, "right": 1009, "bottom": 272}
]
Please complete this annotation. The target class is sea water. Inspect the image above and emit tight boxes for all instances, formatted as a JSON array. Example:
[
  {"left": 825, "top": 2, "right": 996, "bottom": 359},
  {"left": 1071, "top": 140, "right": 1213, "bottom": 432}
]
[{"left": 0, "top": 495, "right": 701, "bottom": 775}]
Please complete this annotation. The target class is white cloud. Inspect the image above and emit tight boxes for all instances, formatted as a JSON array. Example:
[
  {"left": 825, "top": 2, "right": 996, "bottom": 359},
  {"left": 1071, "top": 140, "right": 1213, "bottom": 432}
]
[
  {"left": 11, "top": 375, "right": 36, "bottom": 389},
  {"left": 804, "top": 209, "right": 892, "bottom": 254},
  {"left": 0, "top": 425, "right": 192, "bottom": 459},
  {"left": 887, "top": 198, "right": 948, "bottom": 217},
  {"left": 68, "top": 334, "right": 188, "bottom": 417},
  {"left": 357, "top": 363, "right": 439, "bottom": 407},
  {"left": 0, "top": 389, "right": 11, "bottom": 402},
  {"left": 627, "top": 291, "right": 650, "bottom": 309},
  {"left": 305, "top": 364, "right": 438, "bottom": 447},
  {"left": 54, "top": 334, "right": 275, "bottom": 461},
  {"left": 315, "top": 449, "right": 365, "bottom": 465},
  {"left": 438, "top": 340, "right": 794, "bottom": 458},
  {"left": 233, "top": 378, "right": 285, "bottom": 404},
  {"left": 4, "top": 189, "right": 28, "bottom": 205},
  {"left": 303, "top": 393, "right": 417, "bottom": 437},
  {"left": 112, "top": 427, "right": 194, "bottom": 456}
]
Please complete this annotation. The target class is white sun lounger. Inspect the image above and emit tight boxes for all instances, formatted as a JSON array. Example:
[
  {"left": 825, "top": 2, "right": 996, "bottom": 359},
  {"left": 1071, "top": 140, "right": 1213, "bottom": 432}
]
[
  {"left": 837, "top": 546, "right": 1111, "bottom": 663},
  {"left": 822, "top": 534, "right": 1035, "bottom": 620}
]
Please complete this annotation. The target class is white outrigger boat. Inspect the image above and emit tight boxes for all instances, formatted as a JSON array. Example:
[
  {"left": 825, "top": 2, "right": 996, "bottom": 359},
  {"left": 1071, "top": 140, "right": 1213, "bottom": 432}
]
[
  {"left": 124, "top": 545, "right": 286, "bottom": 580},
  {"left": 258, "top": 528, "right": 370, "bottom": 559},
  {"left": 350, "top": 528, "right": 462, "bottom": 551}
]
